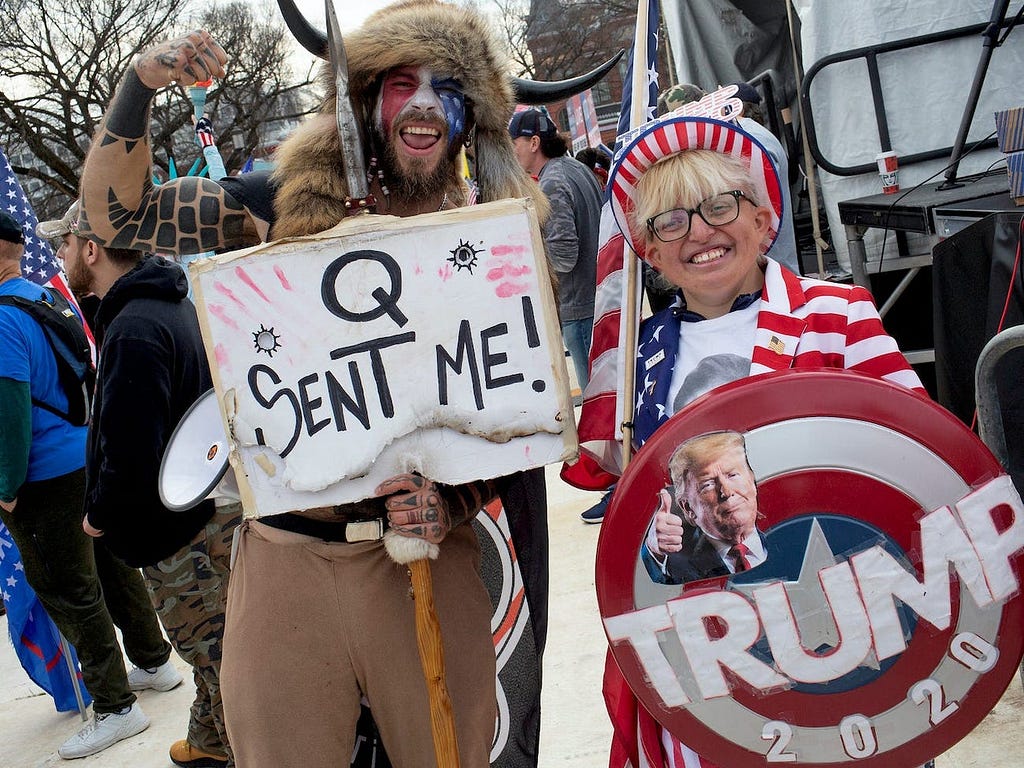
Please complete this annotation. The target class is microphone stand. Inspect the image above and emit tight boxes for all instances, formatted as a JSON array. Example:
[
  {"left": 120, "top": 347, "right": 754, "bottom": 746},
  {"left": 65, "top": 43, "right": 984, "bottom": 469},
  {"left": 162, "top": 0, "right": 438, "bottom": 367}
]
[{"left": 939, "top": 0, "right": 1013, "bottom": 189}]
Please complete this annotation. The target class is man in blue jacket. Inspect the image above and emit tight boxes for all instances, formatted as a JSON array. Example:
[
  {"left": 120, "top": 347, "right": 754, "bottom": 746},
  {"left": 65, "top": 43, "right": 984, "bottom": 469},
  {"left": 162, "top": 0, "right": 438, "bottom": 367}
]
[{"left": 0, "top": 208, "right": 180, "bottom": 759}]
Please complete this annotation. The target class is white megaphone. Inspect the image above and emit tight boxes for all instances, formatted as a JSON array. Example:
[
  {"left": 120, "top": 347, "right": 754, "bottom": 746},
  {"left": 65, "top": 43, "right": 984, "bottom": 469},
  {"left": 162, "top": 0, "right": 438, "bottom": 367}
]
[{"left": 159, "top": 388, "right": 240, "bottom": 511}]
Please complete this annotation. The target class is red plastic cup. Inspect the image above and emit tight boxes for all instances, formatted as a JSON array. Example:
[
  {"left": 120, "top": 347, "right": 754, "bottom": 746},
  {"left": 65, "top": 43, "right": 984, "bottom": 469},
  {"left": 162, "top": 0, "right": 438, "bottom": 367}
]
[{"left": 875, "top": 150, "right": 900, "bottom": 194}]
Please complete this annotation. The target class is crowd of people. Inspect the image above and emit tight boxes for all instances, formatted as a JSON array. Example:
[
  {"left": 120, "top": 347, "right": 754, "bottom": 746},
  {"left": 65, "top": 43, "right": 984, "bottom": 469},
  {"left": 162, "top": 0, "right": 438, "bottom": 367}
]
[
  {"left": 0, "top": 1, "right": 928, "bottom": 767},
  {"left": 1, "top": 207, "right": 186, "bottom": 760}
]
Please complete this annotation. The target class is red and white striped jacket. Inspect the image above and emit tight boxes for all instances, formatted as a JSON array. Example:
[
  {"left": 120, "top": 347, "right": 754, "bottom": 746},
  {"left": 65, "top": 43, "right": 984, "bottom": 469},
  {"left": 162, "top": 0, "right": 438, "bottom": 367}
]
[
  {"left": 748, "top": 259, "right": 924, "bottom": 390},
  {"left": 564, "top": 258, "right": 926, "bottom": 491},
  {"left": 631, "top": 259, "right": 926, "bottom": 449}
]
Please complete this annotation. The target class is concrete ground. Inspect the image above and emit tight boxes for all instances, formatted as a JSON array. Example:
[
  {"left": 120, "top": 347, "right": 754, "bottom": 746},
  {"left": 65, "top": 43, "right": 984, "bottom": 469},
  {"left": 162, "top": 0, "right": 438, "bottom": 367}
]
[{"left": 2, "top": 462, "right": 1022, "bottom": 767}]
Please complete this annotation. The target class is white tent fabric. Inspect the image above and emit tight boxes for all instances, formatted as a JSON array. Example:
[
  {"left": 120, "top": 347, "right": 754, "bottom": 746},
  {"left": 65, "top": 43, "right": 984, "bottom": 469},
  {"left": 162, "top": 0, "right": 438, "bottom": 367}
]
[
  {"left": 662, "top": 0, "right": 797, "bottom": 102},
  {"left": 796, "top": 0, "right": 1024, "bottom": 268}
]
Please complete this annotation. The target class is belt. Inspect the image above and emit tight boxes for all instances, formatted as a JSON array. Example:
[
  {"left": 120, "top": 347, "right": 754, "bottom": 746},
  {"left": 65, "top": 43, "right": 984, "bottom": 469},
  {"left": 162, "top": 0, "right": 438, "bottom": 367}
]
[{"left": 258, "top": 512, "right": 388, "bottom": 542}]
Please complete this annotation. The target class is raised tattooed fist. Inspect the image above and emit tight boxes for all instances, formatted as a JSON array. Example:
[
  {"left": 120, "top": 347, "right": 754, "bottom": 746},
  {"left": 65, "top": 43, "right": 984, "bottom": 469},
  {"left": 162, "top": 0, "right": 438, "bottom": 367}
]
[{"left": 135, "top": 30, "right": 228, "bottom": 90}]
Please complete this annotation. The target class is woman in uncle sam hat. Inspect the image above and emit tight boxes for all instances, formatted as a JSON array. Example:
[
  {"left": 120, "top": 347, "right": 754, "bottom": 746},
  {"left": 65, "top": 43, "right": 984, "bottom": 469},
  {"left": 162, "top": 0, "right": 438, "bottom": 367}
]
[{"left": 592, "top": 109, "right": 930, "bottom": 767}]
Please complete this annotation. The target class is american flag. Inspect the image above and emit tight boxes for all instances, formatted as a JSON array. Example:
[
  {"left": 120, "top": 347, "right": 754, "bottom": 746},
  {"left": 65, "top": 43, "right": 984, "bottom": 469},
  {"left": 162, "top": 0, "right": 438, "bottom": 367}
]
[
  {"left": 615, "top": 0, "right": 662, "bottom": 140},
  {"left": 0, "top": 145, "right": 93, "bottom": 713},
  {"left": 559, "top": 4, "right": 721, "bottom": 767},
  {"left": 1, "top": 523, "right": 92, "bottom": 713},
  {"left": 1, "top": 146, "right": 92, "bottom": 330},
  {"left": 562, "top": 0, "right": 660, "bottom": 492}
]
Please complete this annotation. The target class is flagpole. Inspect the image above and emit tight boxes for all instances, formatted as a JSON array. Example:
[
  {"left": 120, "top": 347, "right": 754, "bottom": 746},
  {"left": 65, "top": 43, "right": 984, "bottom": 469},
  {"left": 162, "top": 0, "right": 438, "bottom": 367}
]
[
  {"left": 58, "top": 631, "right": 89, "bottom": 720},
  {"left": 620, "top": 0, "right": 653, "bottom": 470}
]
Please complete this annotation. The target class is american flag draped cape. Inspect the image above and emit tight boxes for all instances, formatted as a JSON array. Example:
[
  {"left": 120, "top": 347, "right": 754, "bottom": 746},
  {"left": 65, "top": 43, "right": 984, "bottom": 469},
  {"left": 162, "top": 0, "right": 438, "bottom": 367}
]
[
  {"left": 559, "top": 4, "right": 723, "bottom": 767},
  {"left": 561, "top": 0, "right": 661, "bottom": 493},
  {"left": 1, "top": 145, "right": 94, "bottom": 712}
]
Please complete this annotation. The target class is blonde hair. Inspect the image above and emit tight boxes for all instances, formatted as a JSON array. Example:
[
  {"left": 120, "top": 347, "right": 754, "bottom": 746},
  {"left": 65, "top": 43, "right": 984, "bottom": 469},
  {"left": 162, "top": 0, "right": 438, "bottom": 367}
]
[
  {"left": 632, "top": 150, "right": 760, "bottom": 246},
  {"left": 668, "top": 430, "right": 750, "bottom": 505}
]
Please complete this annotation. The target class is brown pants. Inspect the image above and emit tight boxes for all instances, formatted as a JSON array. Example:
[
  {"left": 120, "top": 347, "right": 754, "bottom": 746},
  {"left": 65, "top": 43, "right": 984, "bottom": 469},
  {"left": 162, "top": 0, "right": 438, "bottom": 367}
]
[{"left": 220, "top": 520, "right": 496, "bottom": 768}]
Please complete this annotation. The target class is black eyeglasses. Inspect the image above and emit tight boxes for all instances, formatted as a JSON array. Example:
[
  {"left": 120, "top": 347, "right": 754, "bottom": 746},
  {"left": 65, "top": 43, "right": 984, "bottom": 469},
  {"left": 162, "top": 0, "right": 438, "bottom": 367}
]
[{"left": 646, "top": 190, "right": 752, "bottom": 243}]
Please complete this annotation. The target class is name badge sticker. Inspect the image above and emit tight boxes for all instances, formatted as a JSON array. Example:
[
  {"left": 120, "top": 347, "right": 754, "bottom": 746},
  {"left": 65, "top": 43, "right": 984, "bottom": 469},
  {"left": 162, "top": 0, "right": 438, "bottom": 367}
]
[{"left": 645, "top": 349, "right": 666, "bottom": 370}]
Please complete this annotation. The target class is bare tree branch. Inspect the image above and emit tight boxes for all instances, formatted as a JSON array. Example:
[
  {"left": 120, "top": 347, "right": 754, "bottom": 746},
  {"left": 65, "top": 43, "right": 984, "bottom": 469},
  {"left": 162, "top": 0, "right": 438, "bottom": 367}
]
[
  {"left": 0, "top": 0, "right": 315, "bottom": 220},
  {"left": 523, "top": 0, "right": 634, "bottom": 82}
]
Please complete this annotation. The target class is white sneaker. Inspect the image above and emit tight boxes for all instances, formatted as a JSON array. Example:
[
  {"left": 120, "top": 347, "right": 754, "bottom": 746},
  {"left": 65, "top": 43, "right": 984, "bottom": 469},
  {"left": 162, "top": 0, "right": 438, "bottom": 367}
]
[
  {"left": 128, "top": 660, "right": 183, "bottom": 692},
  {"left": 58, "top": 703, "right": 150, "bottom": 759}
]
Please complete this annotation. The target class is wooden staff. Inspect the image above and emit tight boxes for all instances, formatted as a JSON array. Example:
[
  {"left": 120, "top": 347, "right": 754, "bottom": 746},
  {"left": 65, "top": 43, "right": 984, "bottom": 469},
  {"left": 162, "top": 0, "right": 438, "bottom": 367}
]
[
  {"left": 408, "top": 558, "right": 460, "bottom": 766},
  {"left": 383, "top": 529, "right": 459, "bottom": 767},
  {"left": 620, "top": 0, "right": 655, "bottom": 471}
]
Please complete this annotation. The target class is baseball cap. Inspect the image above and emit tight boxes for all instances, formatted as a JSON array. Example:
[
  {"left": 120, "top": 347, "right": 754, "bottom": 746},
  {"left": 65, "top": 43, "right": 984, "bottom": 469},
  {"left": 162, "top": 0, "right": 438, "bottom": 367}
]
[
  {"left": 508, "top": 109, "right": 558, "bottom": 139},
  {"left": 658, "top": 83, "right": 706, "bottom": 115},
  {"left": 729, "top": 81, "right": 762, "bottom": 105},
  {"left": 36, "top": 200, "right": 82, "bottom": 239},
  {"left": 0, "top": 211, "right": 24, "bottom": 244}
]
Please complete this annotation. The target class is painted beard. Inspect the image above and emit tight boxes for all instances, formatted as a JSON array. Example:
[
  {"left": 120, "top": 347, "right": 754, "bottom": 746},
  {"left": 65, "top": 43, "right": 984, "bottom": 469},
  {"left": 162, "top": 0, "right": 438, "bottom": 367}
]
[{"left": 374, "top": 122, "right": 457, "bottom": 205}]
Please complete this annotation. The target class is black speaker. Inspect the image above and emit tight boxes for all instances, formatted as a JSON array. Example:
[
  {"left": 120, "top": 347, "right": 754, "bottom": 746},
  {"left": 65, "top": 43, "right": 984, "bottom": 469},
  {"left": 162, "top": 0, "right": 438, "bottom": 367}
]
[{"left": 932, "top": 211, "right": 1024, "bottom": 491}]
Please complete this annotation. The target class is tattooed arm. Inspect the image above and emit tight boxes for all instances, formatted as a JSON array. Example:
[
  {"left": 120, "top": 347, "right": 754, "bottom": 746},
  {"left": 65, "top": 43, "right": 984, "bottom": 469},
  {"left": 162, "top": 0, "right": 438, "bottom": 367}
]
[
  {"left": 376, "top": 474, "right": 497, "bottom": 545},
  {"left": 79, "top": 30, "right": 264, "bottom": 255}
]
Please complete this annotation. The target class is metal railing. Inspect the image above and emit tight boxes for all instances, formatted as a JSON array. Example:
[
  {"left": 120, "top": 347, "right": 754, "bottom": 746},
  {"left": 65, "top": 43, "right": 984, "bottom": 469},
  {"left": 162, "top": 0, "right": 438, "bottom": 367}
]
[
  {"left": 975, "top": 324, "right": 1024, "bottom": 471},
  {"left": 799, "top": 18, "right": 1016, "bottom": 177}
]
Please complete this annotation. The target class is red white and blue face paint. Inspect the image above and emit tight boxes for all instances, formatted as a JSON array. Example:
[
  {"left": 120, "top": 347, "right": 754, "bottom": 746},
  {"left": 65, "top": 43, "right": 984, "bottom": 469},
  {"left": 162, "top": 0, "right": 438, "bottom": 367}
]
[{"left": 375, "top": 66, "right": 467, "bottom": 155}]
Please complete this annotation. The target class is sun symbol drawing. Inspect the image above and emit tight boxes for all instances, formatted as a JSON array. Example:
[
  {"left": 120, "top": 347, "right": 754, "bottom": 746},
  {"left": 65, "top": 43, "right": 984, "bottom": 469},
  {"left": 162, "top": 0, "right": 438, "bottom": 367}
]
[
  {"left": 252, "top": 324, "right": 282, "bottom": 356},
  {"left": 447, "top": 239, "right": 483, "bottom": 273}
]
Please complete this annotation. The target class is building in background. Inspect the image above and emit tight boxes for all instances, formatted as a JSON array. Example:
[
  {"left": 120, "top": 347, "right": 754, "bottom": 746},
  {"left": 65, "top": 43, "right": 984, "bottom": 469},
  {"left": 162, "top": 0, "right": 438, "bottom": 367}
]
[{"left": 525, "top": 0, "right": 667, "bottom": 147}]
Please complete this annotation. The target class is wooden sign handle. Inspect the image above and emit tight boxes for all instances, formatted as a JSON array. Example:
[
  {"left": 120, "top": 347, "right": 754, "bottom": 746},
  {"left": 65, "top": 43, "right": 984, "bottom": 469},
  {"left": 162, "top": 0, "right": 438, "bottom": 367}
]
[{"left": 409, "top": 558, "right": 460, "bottom": 767}]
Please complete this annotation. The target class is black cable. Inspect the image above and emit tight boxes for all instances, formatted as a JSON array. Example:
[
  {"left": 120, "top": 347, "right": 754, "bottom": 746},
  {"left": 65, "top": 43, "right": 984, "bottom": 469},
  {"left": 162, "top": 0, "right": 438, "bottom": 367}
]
[
  {"left": 1017, "top": 215, "right": 1024, "bottom": 304},
  {"left": 986, "top": 157, "right": 1009, "bottom": 173}
]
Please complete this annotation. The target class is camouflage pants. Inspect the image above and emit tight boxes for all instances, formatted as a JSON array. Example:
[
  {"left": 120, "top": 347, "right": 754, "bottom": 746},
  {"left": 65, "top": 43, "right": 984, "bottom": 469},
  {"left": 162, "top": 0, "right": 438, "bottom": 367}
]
[{"left": 143, "top": 503, "right": 241, "bottom": 765}]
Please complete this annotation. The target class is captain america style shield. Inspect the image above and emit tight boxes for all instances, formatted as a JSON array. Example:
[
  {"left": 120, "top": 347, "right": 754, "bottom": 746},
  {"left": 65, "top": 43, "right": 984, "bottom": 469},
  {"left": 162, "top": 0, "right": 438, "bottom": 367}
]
[{"left": 596, "top": 370, "right": 1024, "bottom": 768}]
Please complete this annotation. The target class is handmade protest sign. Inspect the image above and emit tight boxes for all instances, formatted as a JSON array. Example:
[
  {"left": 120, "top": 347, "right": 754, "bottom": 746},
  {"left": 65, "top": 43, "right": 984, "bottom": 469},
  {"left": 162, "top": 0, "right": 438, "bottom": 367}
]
[
  {"left": 190, "top": 198, "right": 576, "bottom": 516},
  {"left": 598, "top": 370, "right": 1024, "bottom": 768}
]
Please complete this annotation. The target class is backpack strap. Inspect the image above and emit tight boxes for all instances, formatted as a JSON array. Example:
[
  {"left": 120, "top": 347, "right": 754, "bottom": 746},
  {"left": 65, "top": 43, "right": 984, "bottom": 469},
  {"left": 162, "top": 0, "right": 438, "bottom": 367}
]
[
  {"left": 29, "top": 396, "right": 72, "bottom": 420},
  {"left": 0, "top": 291, "right": 89, "bottom": 424}
]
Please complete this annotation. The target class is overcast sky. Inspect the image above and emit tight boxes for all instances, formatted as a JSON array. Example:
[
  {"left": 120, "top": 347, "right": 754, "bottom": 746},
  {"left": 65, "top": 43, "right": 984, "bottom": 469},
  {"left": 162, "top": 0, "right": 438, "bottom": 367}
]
[{"left": 288, "top": 0, "right": 454, "bottom": 32}]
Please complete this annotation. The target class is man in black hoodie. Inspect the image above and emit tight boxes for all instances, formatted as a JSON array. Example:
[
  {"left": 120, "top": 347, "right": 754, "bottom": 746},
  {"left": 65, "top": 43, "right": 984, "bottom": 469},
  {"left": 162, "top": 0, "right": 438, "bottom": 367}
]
[{"left": 53, "top": 203, "right": 240, "bottom": 768}]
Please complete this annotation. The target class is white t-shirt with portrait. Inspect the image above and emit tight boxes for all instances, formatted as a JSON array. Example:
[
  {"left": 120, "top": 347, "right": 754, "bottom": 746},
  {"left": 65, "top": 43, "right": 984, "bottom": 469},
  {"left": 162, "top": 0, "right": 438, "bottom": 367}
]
[{"left": 665, "top": 300, "right": 760, "bottom": 416}]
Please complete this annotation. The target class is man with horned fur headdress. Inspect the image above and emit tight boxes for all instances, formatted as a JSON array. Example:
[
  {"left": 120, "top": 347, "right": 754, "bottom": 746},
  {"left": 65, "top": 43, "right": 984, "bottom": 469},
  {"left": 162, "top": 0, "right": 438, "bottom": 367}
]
[{"left": 78, "top": 1, "right": 613, "bottom": 765}]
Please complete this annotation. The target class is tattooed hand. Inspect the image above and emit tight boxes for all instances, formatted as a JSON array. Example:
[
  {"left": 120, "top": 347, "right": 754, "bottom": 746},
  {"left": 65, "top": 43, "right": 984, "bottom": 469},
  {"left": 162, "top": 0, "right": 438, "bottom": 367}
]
[
  {"left": 135, "top": 30, "right": 228, "bottom": 90},
  {"left": 376, "top": 474, "right": 452, "bottom": 545}
]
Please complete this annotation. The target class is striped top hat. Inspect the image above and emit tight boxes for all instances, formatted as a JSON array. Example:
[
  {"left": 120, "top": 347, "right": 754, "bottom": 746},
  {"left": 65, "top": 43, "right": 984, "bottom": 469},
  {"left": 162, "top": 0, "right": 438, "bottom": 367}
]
[{"left": 608, "top": 115, "right": 783, "bottom": 260}]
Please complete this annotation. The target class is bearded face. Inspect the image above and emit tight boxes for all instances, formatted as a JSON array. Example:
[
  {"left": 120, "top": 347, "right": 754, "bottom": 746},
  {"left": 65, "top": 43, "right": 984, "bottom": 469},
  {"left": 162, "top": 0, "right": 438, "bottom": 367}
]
[
  {"left": 372, "top": 65, "right": 468, "bottom": 202},
  {"left": 58, "top": 235, "right": 94, "bottom": 297}
]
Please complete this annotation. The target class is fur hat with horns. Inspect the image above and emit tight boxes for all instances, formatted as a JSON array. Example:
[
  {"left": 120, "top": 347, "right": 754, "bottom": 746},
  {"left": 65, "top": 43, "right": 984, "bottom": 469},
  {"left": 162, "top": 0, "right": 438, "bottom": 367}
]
[{"left": 271, "top": 0, "right": 543, "bottom": 239}]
